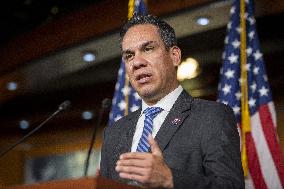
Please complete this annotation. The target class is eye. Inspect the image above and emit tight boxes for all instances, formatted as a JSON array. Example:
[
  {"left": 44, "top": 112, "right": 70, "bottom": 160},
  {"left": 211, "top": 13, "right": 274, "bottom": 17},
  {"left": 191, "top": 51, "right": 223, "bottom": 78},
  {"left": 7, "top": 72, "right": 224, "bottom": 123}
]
[
  {"left": 123, "top": 53, "right": 134, "bottom": 61},
  {"left": 144, "top": 46, "right": 154, "bottom": 52}
]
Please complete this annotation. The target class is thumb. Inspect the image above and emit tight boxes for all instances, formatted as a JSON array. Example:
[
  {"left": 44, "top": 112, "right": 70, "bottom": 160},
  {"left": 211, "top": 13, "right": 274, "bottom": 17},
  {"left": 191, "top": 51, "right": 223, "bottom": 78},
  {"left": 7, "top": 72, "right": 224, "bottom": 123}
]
[{"left": 148, "top": 135, "right": 162, "bottom": 156}]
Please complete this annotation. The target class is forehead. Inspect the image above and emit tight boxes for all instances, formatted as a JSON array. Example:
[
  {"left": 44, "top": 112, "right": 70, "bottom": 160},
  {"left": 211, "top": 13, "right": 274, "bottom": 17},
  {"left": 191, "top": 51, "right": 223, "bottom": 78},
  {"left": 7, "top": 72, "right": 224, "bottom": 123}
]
[{"left": 121, "top": 24, "right": 162, "bottom": 50}]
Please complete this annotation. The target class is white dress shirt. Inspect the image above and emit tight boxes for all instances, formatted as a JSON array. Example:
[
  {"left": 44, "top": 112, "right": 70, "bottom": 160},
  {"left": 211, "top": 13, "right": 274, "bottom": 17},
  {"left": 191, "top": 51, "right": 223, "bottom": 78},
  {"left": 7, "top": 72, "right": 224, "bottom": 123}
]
[{"left": 131, "top": 85, "right": 183, "bottom": 152}]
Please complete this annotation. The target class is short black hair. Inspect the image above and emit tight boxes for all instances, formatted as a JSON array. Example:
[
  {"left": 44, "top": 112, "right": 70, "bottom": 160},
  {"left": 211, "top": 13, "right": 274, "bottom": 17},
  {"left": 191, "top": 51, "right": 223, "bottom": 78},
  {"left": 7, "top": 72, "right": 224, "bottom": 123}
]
[{"left": 120, "top": 14, "right": 177, "bottom": 50}]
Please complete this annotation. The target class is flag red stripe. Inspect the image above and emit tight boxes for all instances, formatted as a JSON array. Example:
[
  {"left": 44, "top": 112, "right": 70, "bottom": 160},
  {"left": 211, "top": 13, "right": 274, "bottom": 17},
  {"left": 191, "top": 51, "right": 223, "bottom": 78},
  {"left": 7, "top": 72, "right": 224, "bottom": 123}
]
[
  {"left": 259, "top": 104, "right": 284, "bottom": 186},
  {"left": 246, "top": 132, "right": 268, "bottom": 189}
]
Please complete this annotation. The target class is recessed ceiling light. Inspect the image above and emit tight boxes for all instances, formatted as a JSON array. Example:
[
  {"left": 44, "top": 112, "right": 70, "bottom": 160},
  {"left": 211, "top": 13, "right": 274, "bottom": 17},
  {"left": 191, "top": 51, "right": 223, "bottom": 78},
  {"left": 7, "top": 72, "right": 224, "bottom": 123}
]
[
  {"left": 196, "top": 17, "right": 210, "bottom": 26},
  {"left": 7, "top": 82, "right": 18, "bottom": 91},
  {"left": 82, "top": 111, "right": 93, "bottom": 120},
  {"left": 19, "top": 120, "right": 29, "bottom": 130},
  {"left": 82, "top": 51, "right": 96, "bottom": 62}
]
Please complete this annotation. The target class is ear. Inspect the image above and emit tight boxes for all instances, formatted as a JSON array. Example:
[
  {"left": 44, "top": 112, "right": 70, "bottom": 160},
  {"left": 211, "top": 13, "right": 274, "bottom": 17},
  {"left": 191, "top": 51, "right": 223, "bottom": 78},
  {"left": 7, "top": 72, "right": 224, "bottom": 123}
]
[{"left": 170, "top": 46, "right": 181, "bottom": 67}]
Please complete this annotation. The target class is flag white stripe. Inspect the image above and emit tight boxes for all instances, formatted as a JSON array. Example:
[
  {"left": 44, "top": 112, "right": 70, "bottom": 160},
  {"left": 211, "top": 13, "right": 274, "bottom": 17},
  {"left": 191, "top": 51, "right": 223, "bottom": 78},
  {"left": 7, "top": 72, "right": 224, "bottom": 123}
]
[
  {"left": 268, "top": 102, "right": 280, "bottom": 142},
  {"left": 268, "top": 101, "right": 277, "bottom": 128},
  {"left": 250, "top": 110, "right": 282, "bottom": 189}
]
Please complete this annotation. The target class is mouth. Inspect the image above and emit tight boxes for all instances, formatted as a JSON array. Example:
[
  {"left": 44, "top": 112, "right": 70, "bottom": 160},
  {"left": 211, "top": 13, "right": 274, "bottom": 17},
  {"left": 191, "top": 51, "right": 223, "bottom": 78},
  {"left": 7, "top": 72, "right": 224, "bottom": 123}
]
[{"left": 135, "top": 73, "right": 152, "bottom": 84}]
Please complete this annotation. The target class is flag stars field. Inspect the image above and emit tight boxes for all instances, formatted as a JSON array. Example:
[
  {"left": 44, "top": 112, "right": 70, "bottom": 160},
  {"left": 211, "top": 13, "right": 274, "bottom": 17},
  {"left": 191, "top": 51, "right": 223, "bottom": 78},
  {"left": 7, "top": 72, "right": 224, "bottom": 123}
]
[
  {"left": 114, "top": 115, "right": 122, "bottom": 122},
  {"left": 118, "top": 67, "right": 123, "bottom": 76},
  {"left": 235, "top": 91, "right": 242, "bottom": 100},
  {"left": 130, "top": 104, "right": 139, "bottom": 112},
  {"left": 238, "top": 78, "right": 242, "bottom": 85},
  {"left": 236, "top": 26, "right": 242, "bottom": 34},
  {"left": 230, "top": 6, "right": 235, "bottom": 14},
  {"left": 248, "top": 17, "right": 255, "bottom": 25},
  {"left": 225, "top": 69, "right": 235, "bottom": 79},
  {"left": 245, "top": 63, "right": 251, "bottom": 71},
  {"left": 222, "top": 100, "right": 228, "bottom": 105},
  {"left": 122, "top": 86, "right": 130, "bottom": 96},
  {"left": 259, "top": 86, "right": 269, "bottom": 97},
  {"left": 118, "top": 100, "right": 126, "bottom": 111},
  {"left": 222, "top": 51, "right": 226, "bottom": 59},
  {"left": 227, "top": 22, "right": 232, "bottom": 30},
  {"left": 232, "top": 39, "right": 241, "bottom": 48},
  {"left": 233, "top": 105, "right": 241, "bottom": 115},
  {"left": 253, "top": 66, "right": 259, "bottom": 75},
  {"left": 115, "top": 83, "right": 120, "bottom": 90},
  {"left": 134, "top": 92, "right": 140, "bottom": 100},
  {"left": 228, "top": 53, "right": 238, "bottom": 64},
  {"left": 246, "top": 47, "right": 253, "bottom": 56},
  {"left": 248, "top": 97, "right": 256, "bottom": 108},
  {"left": 253, "top": 50, "right": 262, "bottom": 61},
  {"left": 250, "top": 82, "right": 257, "bottom": 93},
  {"left": 248, "top": 31, "right": 255, "bottom": 40},
  {"left": 222, "top": 84, "right": 232, "bottom": 95},
  {"left": 263, "top": 74, "right": 268, "bottom": 82}
]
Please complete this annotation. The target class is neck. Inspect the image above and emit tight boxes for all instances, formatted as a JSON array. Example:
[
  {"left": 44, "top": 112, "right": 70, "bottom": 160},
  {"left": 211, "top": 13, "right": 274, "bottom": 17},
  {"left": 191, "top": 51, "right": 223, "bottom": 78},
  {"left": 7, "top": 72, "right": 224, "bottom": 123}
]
[{"left": 144, "top": 84, "right": 180, "bottom": 106}]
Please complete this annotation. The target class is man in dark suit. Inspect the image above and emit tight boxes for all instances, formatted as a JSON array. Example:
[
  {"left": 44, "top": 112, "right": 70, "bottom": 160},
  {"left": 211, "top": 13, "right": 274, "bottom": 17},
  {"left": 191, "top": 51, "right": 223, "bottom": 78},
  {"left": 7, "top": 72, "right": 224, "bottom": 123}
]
[{"left": 100, "top": 14, "right": 244, "bottom": 189}]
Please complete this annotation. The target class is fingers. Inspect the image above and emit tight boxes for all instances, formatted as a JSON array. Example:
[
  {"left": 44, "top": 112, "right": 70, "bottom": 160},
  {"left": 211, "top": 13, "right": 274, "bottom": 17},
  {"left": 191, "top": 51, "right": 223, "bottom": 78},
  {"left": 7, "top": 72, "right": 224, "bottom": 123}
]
[
  {"left": 116, "top": 152, "right": 152, "bottom": 175},
  {"left": 120, "top": 152, "right": 148, "bottom": 160},
  {"left": 119, "top": 172, "right": 148, "bottom": 184},
  {"left": 116, "top": 163, "right": 146, "bottom": 176},
  {"left": 116, "top": 153, "right": 153, "bottom": 183},
  {"left": 148, "top": 135, "right": 162, "bottom": 156},
  {"left": 116, "top": 159, "right": 155, "bottom": 185},
  {"left": 117, "top": 157, "right": 151, "bottom": 167}
]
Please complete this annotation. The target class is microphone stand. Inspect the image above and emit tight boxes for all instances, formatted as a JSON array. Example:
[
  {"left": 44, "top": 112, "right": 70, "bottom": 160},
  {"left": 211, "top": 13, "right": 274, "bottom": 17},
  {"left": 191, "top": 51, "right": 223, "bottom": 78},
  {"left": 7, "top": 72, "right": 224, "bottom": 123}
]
[
  {"left": 0, "top": 100, "right": 71, "bottom": 157},
  {"left": 84, "top": 98, "right": 111, "bottom": 177}
]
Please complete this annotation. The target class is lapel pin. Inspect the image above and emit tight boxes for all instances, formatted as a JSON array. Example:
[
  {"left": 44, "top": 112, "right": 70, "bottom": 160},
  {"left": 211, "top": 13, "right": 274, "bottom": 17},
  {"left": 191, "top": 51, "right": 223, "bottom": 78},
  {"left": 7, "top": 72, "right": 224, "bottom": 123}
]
[{"left": 171, "top": 118, "right": 181, "bottom": 125}]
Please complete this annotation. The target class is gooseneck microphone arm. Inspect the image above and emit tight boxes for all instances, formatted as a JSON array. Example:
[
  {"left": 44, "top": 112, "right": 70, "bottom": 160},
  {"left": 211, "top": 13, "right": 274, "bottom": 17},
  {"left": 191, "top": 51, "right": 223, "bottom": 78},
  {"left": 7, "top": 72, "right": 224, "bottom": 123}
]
[
  {"left": 0, "top": 100, "right": 71, "bottom": 158},
  {"left": 84, "top": 98, "right": 111, "bottom": 177}
]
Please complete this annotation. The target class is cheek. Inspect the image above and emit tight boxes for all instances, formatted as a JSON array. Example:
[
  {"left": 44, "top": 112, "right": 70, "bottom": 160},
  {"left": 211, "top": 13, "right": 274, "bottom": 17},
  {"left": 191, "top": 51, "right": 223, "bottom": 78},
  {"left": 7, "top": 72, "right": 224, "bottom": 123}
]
[
  {"left": 157, "top": 58, "right": 174, "bottom": 73},
  {"left": 125, "top": 66, "right": 138, "bottom": 86},
  {"left": 158, "top": 63, "right": 176, "bottom": 83}
]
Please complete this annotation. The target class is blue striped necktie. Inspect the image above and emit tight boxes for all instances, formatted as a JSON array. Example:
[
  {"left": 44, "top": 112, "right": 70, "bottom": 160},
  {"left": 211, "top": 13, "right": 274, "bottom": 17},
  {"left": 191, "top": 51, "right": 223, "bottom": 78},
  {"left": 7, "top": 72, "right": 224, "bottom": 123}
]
[{"left": 136, "top": 107, "right": 163, "bottom": 152}]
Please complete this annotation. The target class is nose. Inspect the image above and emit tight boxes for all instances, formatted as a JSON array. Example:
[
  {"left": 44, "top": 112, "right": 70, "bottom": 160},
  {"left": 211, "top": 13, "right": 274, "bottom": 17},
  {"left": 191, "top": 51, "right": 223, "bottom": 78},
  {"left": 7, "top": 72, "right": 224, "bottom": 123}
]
[{"left": 131, "top": 54, "right": 147, "bottom": 70}]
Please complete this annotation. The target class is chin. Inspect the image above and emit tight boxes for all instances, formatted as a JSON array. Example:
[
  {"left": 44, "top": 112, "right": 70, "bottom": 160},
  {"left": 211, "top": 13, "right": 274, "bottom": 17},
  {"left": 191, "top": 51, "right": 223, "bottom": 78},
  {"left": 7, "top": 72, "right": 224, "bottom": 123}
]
[{"left": 139, "top": 89, "right": 160, "bottom": 102}]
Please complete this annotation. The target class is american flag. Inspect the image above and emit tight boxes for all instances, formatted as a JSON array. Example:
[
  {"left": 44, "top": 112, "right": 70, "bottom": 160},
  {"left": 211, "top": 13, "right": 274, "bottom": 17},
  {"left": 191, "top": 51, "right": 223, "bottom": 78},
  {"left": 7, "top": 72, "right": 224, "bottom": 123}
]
[
  {"left": 108, "top": 0, "right": 147, "bottom": 126},
  {"left": 217, "top": 0, "right": 284, "bottom": 188}
]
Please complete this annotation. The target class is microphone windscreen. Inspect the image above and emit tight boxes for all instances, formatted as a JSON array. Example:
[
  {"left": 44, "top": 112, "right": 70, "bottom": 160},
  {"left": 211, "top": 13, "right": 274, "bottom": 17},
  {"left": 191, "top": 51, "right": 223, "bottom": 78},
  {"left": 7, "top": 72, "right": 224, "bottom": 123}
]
[{"left": 58, "top": 100, "right": 71, "bottom": 110}]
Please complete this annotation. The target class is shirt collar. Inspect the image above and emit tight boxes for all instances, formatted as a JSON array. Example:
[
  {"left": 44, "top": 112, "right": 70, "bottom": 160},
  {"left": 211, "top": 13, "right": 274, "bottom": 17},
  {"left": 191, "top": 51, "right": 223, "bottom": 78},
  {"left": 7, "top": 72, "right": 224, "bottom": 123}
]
[{"left": 141, "top": 85, "right": 183, "bottom": 114}]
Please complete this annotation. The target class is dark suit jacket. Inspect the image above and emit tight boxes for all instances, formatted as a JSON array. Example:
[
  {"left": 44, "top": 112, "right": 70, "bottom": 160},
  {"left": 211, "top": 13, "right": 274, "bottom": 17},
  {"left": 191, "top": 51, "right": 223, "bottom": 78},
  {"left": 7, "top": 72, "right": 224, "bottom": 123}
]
[{"left": 100, "top": 91, "right": 244, "bottom": 189}]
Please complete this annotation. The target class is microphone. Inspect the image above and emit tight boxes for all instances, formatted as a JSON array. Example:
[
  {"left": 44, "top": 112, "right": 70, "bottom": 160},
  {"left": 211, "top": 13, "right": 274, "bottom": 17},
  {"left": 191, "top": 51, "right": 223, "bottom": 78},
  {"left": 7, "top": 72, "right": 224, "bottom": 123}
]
[
  {"left": 84, "top": 98, "right": 111, "bottom": 177},
  {"left": 58, "top": 100, "right": 71, "bottom": 111},
  {"left": 0, "top": 100, "right": 71, "bottom": 157}
]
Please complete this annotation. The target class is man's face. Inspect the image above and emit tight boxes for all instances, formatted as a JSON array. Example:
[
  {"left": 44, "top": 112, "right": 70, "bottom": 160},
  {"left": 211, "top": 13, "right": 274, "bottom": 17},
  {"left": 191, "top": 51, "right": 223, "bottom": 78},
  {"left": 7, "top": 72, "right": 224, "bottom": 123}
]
[{"left": 121, "top": 24, "right": 181, "bottom": 105}]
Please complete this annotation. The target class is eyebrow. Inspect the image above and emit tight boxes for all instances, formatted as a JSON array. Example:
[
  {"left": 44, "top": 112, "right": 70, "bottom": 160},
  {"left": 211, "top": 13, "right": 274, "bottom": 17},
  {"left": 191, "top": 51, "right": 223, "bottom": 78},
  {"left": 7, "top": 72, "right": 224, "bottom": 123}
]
[
  {"left": 122, "top": 40, "right": 156, "bottom": 55},
  {"left": 141, "top": 40, "right": 155, "bottom": 49}
]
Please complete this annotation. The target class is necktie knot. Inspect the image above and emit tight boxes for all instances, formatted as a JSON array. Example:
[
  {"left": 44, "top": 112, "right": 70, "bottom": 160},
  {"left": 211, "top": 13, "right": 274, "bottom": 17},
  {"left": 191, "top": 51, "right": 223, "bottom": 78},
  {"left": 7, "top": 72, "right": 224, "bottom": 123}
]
[{"left": 143, "top": 107, "right": 163, "bottom": 119}]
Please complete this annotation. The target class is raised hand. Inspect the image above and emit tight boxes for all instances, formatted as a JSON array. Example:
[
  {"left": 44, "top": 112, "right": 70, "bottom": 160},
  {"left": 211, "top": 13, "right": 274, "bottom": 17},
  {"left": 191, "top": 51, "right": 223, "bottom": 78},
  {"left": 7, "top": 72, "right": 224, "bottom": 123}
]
[{"left": 115, "top": 135, "right": 173, "bottom": 188}]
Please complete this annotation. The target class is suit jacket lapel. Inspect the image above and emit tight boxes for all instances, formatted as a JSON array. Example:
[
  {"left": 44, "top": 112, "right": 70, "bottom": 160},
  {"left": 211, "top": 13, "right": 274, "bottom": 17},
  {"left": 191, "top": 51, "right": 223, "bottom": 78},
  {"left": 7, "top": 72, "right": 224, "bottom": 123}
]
[
  {"left": 155, "top": 90, "right": 193, "bottom": 152},
  {"left": 119, "top": 109, "right": 141, "bottom": 153}
]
